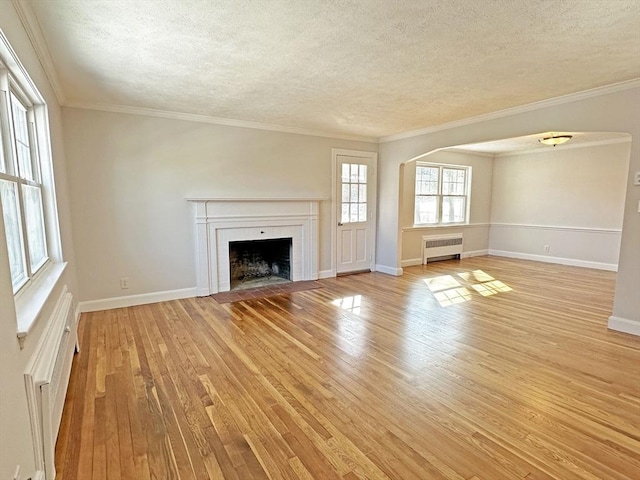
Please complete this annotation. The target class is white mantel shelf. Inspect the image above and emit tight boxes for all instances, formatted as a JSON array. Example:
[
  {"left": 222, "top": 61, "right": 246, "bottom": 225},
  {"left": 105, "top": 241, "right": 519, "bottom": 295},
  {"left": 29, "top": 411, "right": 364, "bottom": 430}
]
[{"left": 188, "top": 198, "right": 320, "bottom": 296}]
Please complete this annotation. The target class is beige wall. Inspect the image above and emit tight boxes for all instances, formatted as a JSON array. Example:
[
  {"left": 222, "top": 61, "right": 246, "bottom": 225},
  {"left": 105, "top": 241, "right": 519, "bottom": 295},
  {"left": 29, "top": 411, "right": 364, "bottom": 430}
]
[
  {"left": 488, "top": 141, "right": 630, "bottom": 268},
  {"left": 62, "top": 107, "right": 377, "bottom": 302},
  {"left": 0, "top": 5, "right": 78, "bottom": 480},
  {"left": 491, "top": 141, "right": 629, "bottom": 228},
  {"left": 400, "top": 150, "right": 494, "bottom": 263}
]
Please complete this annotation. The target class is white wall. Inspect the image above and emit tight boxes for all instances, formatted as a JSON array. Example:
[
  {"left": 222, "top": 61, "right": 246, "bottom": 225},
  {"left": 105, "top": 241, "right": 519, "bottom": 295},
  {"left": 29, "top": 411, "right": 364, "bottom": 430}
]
[
  {"left": 378, "top": 85, "right": 640, "bottom": 333},
  {"left": 62, "top": 107, "right": 377, "bottom": 303},
  {"left": 489, "top": 141, "right": 630, "bottom": 269},
  {"left": 0, "top": 5, "right": 79, "bottom": 480},
  {"left": 400, "top": 150, "right": 493, "bottom": 264}
]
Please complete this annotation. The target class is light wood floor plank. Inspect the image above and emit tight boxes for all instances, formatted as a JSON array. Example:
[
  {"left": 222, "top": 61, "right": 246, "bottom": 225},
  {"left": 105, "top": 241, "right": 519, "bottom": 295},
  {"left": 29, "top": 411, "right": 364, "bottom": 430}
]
[{"left": 56, "top": 256, "right": 640, "bottom": 479}]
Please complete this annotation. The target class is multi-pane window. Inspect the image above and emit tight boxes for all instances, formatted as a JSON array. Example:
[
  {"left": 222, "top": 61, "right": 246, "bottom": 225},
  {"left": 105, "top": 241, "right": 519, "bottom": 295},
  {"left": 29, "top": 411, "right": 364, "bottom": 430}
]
[
  {"left": 414, "top": 163, "right": 470, "bottom": 225},
  {"left": 341, "top": 163, "right": 367, "bottom": 223},
  {"left": 0, "top": 70, "right": 49, "bottom": 292}
]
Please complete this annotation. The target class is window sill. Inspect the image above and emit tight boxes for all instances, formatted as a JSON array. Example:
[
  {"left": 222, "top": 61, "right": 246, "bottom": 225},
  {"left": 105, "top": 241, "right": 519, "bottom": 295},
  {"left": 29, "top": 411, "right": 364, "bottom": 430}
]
[
  {"left": 15, "top": 261, "right": 68, "bottom": 343},
  {"left": 402, "top": 222, "right": 489, "bottom": 231}
]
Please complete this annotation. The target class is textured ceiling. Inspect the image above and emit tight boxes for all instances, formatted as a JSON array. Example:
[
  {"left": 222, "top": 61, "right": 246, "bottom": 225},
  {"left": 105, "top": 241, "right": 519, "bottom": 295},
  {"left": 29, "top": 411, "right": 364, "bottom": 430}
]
[{"left": 26, "top": 0, "right": 640, "bottom": 139}]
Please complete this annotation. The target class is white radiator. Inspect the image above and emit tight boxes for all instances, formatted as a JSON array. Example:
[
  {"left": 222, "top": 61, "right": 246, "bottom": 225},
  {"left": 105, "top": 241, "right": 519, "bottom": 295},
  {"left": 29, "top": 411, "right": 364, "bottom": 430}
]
[
  {"left": 422, "top": 233, "right": 463, "bottom": 264},
  {"left": 25, "top": 286, "right": 78, "bottom": 480}
]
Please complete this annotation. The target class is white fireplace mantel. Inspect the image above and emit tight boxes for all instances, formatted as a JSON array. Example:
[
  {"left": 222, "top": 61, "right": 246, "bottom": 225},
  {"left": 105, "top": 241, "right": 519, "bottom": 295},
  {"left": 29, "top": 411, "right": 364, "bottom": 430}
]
[{"left": 187, "top": 198, "right": 321, "bottom": 295}]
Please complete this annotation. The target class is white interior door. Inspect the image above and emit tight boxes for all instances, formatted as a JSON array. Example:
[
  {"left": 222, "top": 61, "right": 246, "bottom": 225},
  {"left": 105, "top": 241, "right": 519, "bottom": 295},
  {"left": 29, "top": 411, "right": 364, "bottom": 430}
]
[{"left": 336, "top": 154, "right": 376, "bottom": 274}]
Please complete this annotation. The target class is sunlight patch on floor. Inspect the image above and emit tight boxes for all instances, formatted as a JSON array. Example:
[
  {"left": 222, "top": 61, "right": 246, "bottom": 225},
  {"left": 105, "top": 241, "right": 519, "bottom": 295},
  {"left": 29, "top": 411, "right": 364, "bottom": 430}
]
[
  {"left": 425, "top": 275, "right": 461, "bottom": 292},
  {"left": 472, "top": 280, "right": 513, "bottom": 296},
  {"left": 457, "top": 269, "right": 495, "bottom": 283},
  {"left": 331, "top": 295, "right": 362, "bottom": 315},
  {"left": 433, "top": 287, "right": 473, "bottom": 306},
  {"left": 425, "top": 270, "right": 513, "bottom": 307}
]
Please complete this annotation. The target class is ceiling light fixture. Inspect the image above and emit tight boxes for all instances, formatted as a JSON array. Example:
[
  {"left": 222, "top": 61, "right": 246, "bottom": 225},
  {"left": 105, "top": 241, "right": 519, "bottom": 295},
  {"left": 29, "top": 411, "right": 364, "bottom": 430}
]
[{"left": 538, "top": 134, "right": 572, "bottom": 147}]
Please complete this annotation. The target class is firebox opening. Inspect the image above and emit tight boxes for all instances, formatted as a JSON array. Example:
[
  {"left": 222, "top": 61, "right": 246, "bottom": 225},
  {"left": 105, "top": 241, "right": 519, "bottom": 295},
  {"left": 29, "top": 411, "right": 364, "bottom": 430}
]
[{"left": 229, "top": 237, "right": 292, "bottom": 291}]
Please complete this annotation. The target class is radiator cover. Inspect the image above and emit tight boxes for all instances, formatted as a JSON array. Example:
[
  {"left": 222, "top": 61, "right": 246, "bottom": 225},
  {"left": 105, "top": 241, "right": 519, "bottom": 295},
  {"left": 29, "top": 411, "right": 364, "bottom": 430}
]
[
  {"left": 24, "top": 286, "right": 78, "bottom": 480},
  {"left": 422, "top": 233, "right": 464, "bottom": 263}
]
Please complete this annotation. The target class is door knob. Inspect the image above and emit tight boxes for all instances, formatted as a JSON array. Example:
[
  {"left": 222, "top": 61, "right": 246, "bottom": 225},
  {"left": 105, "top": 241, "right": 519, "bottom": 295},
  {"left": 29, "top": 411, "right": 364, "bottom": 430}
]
[{"left": 338, "top": 222, "right": 343, "bottom": 226}]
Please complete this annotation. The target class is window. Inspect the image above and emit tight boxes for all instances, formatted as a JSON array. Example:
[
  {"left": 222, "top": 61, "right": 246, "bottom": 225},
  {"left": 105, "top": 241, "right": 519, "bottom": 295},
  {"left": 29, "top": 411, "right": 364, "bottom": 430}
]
[
  {"left": 341, "top": 163, "right": 367, "bottom": 223},
  {"left": 414, "top": 163, "right": 471, "bottom": 225},
  {"left": 0, "top": 61, "right": 50, "bottom": 293}
]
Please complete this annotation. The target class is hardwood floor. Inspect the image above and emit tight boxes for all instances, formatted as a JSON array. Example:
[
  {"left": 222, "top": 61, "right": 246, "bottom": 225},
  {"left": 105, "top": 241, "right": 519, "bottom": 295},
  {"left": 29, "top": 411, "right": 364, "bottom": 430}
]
[{"left": 55, "top": 256, "right": 640, "bottom": 480}]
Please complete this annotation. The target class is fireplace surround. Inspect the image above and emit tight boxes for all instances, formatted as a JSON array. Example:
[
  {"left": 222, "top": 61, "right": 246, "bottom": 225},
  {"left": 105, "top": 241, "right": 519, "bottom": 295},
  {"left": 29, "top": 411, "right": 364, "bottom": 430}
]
[{"left": 187, "top": 198, "right": 320, "bottom": 295}]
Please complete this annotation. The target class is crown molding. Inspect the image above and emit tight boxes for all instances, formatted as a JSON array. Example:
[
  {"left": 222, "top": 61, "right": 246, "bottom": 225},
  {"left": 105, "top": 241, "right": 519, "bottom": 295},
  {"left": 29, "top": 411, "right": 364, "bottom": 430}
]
[
  {"left": 11, "top": 0, "right": 66, "bottom": 105},
  {"left": 379, "top": 78, "right": 640, "bottom": 144},
  {"left": 64, "top": 79, "right": 640, "bottom": 145},
  {"left": 63, "top": 101, "right": 378, "bottom": 143}
]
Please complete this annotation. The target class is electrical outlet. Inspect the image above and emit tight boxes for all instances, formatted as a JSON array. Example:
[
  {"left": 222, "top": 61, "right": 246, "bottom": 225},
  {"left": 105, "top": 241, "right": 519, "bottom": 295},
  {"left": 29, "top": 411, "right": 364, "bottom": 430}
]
[
  {"left": 120, "top": 277, "right": 129, "bottom": 289},
  {"left": 543, "top": 245, "right": 550, "bottom": 253}
]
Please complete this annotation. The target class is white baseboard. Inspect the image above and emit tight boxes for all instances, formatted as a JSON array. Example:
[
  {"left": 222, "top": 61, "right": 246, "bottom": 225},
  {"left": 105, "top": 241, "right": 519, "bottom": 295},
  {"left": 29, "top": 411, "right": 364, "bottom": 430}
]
[
  {"left": 461, "top": 249, "right": 489, "bottom": 258},
  {"left": 608, "top": 316, "right": 640, "bottom": 336},
  {"left": 401, "top": 250, "right": 488, "bottom": 267},
  {"left": 401, "top": 258, "right": 423, "bottom": 267},
  {"left": 79, "top": 287, "right": 197, "bottom": 313},
  {"left": 318, "top": 269, "right": 336, "bottom": 279},
  {"left": 488, "top": 249, "right": 618, "bottom": 272},
  {"left": 375, "top": 264, "right": 403, "bottom": 276}
]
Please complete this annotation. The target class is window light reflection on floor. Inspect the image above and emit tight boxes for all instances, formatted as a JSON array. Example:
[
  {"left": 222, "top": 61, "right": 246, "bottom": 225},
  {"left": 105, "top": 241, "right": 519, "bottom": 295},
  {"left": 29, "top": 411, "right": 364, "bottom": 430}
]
[
  {"left": 424, "top": 270, "right": 513, "bottom": 307},
  {"left": 331, "top": 295, "right": 362, "bottom": 315},
  {"left": 457, "top": 269, "right": 495, "bottom": 283},
  {"left": 434, "top": 287, "right": 473, "bottom": 307},
  {"left": 424, "top": 275, "right": 461, "bottom": 292},
  {"left": 472, "top": 280, "right": 513, "bottom": 296}
]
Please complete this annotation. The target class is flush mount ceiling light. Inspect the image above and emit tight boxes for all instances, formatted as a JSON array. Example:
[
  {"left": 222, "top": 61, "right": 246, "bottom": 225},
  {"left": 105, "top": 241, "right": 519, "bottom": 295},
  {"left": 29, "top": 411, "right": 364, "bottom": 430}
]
[{"left": 539, "top": 134, "right": 573, "bottom": 146}]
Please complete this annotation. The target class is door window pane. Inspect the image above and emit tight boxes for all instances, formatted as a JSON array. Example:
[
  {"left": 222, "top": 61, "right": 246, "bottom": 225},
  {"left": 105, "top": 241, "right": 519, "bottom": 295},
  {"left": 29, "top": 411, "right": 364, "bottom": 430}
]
[
  {"left": 342, "top": 184, "right": 349, "bottom": 202},
  {"left": 358, "top": 184, "right": 367, "bottom": 203},
  {"left": 341, "top": 204, "right": 349, "bottom": 223},
  {"left": 22, "top": 184, "right": 47, "bottom": 271},
  {"left": 341, "top": 164, "right": 350, "bottom": 182},
  {"left": 350, "top": 203, "right": 359, "bottom": 222},
  {"left": 0, "top": 179, "right": 27, "bottom": 288},
  {"left": 358, "top": 203, "right": 367, "bottom": 222},
  {"left": 358, "top": 165, "right": 367, "bottom": 183},
  {"left": 350, "top": 184, "right": 359, "bottom": 202},
  {"left": 351, "top": 164, "right": 360, "bottom": 182}
]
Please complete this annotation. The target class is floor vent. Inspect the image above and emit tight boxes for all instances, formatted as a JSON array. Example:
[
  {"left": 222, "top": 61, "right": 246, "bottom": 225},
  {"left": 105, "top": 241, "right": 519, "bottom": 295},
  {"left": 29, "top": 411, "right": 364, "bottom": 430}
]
[{"left": 423, "top": 234, "right": 463, "bottom": 263}]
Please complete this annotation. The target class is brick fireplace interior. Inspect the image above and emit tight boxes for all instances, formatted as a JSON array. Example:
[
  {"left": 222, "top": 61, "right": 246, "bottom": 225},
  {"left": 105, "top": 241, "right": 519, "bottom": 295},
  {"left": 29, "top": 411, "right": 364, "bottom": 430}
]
[{"left": 229, "top": 237, "right": 293, "bottom": 290}]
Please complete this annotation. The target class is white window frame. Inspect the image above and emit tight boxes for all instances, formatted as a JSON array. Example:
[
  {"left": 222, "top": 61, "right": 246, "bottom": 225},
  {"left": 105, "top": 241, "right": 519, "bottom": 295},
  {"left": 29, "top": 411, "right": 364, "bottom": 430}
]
[
  {"left": 0, "top": 36, "right": 60, "bottom": 302},
  {"left": 414, "top": 162, "right": 471, "bottom": 226}
]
